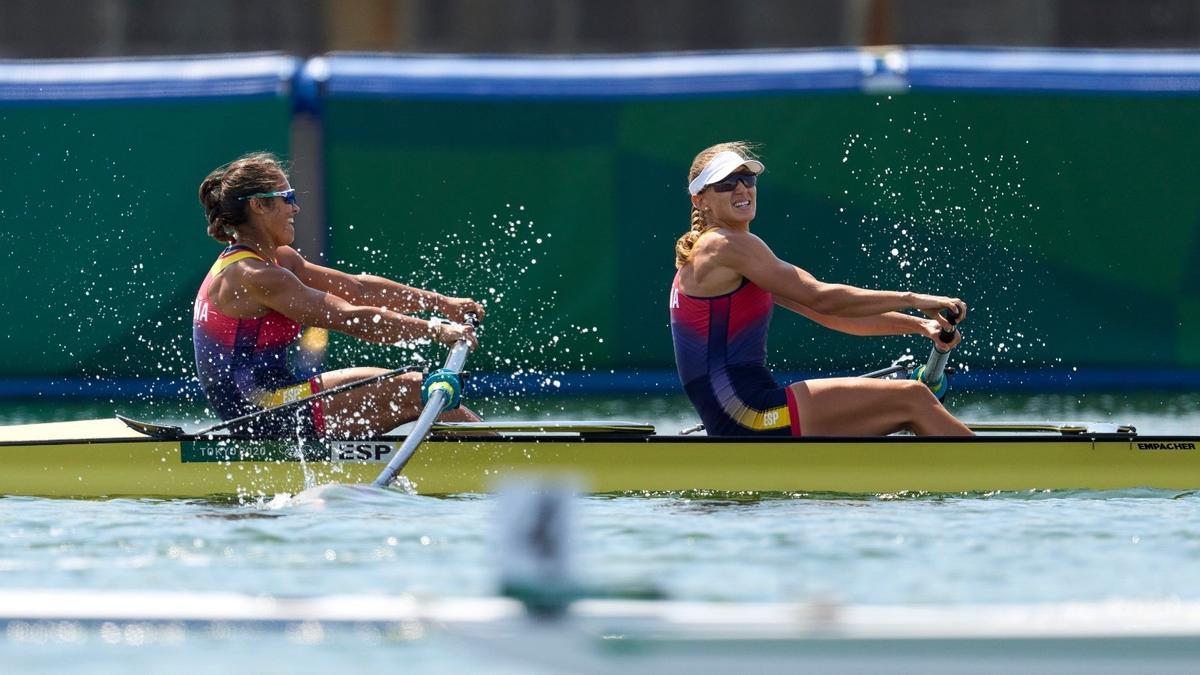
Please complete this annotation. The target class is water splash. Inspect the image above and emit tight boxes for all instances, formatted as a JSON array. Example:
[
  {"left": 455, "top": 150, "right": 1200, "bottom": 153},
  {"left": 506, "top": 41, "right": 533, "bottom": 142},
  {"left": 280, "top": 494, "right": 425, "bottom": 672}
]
[
  {"left": 1, "top": 117, "right": 206, "bottom": 422},
  {"left": 833, "top": 101, "right": 1050, "bottom": 382},
  {"left": 327, "top": 204, "right": 606, "bottom": 417}
]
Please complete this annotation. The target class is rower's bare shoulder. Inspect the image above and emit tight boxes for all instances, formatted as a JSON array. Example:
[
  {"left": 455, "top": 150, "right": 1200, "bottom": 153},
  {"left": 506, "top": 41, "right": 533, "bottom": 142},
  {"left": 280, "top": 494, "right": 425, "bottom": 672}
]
[
  {"left": 695, "top": 228, "right": 763, "bottom": 261},
  {"left": 238, "top": 260, "right": 302, "bottom": 298},
  {"left": 274, "top": 245, "right": 306, "bottom": 271},
  {"left": 218, "top": 255, "right": 268, "bottom": 284},
  {"left": 693, "top": 228, "right": 733, "bottom": 254}
]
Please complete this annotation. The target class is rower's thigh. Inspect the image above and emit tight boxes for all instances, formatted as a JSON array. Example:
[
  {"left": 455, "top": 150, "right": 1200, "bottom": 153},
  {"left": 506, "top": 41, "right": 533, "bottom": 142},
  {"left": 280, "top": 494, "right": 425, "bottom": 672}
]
[
  {"left": 316, "top": 368, "right": 424, "bottom": 421},
  {"left": 789, "top": 377, "right": 930, "bottom": 436},
  {"left": 315, "top": 368, "right": 479, "bottom": 437},
  {"left": 316, "top": 368, "right": 421, "bottom": 397}
]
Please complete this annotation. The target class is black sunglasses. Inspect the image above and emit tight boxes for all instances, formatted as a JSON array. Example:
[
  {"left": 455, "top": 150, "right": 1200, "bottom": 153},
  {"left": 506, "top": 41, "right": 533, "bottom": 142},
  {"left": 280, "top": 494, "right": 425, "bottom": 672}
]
[{"left": 707, "top": 172, "right": 757, "bottom": 193}]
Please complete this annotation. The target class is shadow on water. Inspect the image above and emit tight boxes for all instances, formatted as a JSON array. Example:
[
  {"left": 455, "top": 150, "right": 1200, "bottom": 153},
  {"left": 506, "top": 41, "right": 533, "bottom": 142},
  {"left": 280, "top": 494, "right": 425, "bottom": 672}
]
[{"left": 196, "top": 511, "right": 285, "bottom": 521}]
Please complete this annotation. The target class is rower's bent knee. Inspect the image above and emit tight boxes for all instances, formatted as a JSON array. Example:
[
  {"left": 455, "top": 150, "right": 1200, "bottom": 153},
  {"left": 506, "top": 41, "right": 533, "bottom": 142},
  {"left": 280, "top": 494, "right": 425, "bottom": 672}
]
[
  {"left": 379, "top": 374, "right": 418, "bottom": 393},
  {"left": 895, "top": 379, "right": 939, "bottom": 409},
  {"left": 893, "top": 379, "right": 927, "bottom": 396}
]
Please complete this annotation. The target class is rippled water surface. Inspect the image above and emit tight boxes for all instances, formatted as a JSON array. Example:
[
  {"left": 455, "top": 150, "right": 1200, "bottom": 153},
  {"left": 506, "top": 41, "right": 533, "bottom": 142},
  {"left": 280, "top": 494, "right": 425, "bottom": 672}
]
[{"left": 2, "top": 392, "right": 1199, "bottom": 673}]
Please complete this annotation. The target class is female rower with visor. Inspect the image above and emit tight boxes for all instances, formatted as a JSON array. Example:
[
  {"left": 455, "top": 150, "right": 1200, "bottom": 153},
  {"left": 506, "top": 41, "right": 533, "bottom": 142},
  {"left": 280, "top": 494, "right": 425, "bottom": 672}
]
[
  {"left": 194, "top": 152, "right": 483, "bottom": 438},
  {"left": 670, "top": 141, "right": 973, "bottom": 436}
]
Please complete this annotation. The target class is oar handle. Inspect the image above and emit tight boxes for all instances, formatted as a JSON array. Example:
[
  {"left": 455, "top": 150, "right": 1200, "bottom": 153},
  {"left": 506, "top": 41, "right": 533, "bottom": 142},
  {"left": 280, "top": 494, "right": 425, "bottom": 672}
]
[
  {"left": 918, "top": 307, "right": 961, "bottom": 399},
  {"left": 936, "top": 306, "right": 961, "bottom": 347}
]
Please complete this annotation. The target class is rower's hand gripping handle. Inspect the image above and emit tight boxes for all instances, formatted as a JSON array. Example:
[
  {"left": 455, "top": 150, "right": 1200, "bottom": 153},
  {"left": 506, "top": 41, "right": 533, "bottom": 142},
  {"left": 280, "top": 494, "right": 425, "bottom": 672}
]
[
  {"left": 421, "top": 313, "right": 478, "bottom": 411},
  {"left": 915, "top": 307, "right": 960, "bottom": 400},
  {"left": 936, "top": 306, "right": 961, "bottom": 349}
]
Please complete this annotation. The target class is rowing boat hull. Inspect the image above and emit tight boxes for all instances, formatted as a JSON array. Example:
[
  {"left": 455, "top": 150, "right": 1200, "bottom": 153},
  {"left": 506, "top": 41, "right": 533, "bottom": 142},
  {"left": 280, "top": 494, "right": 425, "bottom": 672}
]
[{"left": 1, "top": 420, "right": 1197, "bottom": 498}]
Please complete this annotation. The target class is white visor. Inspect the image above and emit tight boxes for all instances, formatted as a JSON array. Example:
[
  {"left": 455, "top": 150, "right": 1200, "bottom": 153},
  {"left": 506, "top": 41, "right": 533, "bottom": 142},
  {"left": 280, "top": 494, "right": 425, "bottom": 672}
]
[{"left": 687, "top": 151, "right": 765, "bottom": 195}]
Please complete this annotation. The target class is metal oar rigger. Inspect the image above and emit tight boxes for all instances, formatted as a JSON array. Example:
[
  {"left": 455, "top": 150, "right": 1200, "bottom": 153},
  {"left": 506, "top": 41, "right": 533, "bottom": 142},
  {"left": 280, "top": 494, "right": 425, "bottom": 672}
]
[{"left": 118, "top": 365, "right": 422, "bottom": 440}]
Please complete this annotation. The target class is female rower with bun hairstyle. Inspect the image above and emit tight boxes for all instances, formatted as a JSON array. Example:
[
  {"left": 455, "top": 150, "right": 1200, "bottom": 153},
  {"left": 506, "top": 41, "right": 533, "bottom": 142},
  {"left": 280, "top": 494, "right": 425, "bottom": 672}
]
[
  {"left": 670, "top": 141, "right": 973, "bottom": 437},
  {"left": 195, "top": 151, "right": 483, "bottom": 438}
]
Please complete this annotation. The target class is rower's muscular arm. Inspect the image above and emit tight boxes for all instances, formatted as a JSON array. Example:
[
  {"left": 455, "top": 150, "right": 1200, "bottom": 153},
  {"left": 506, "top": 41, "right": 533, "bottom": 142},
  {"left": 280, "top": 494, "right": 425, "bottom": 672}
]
[
  {"left": 707, "top": 230, "right": 957, "bottom": 320},
  {"left": 774, "top": 297, "right": 929, "bottom": 336},
  {"left": 275, "top": 246, "right": 459, "bottom": 317},
  {"left": 242, "top": 263, "right": 447, "bottom": 345}
]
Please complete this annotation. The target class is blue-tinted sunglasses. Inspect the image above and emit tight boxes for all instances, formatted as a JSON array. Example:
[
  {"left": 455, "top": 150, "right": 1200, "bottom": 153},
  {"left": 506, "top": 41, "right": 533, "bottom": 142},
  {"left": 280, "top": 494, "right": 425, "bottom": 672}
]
[
  {"left": 707, "top": 172, "right": 757, "bottom": 193},
  {"left": 239, "top": 188, "right": 297, "bottom": 206}
]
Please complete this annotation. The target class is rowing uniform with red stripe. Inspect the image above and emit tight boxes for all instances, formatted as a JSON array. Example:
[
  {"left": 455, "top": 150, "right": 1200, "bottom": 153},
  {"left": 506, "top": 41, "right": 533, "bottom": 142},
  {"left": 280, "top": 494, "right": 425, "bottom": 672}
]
[
  {"left": 193, "top": 245, "right": 325, "bottom": 436},
  {"left": 669, "top": 271, "right": 800, "bottom": 437}
]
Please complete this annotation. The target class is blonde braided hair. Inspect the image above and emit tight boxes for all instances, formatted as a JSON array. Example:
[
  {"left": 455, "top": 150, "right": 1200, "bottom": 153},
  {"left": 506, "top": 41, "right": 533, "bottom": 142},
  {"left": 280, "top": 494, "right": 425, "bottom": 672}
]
[{"left": 674, "top": 141, "right": 759, "bottom": 269}]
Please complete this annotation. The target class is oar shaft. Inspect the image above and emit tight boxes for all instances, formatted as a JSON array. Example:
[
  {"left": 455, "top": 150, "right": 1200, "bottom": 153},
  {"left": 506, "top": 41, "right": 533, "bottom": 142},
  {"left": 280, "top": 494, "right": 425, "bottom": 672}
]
[
  {"left": 371, "top": 389, "right": 450, "bottom": 487},
  {"left": 922, "top": 345, "right": 951, "bottom": 385},
  {"left": 372, "top": 340, "right": 471, "bottom": 488},
  {"left": 443, "top": 339, "right": 470, "bottom": 373}
]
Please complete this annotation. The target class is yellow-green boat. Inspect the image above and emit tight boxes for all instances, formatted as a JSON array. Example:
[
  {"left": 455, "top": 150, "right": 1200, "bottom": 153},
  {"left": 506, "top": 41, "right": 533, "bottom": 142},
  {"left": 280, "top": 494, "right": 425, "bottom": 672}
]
[{"left": 0, "top": 417, "right": 1196, "bottom": 499}]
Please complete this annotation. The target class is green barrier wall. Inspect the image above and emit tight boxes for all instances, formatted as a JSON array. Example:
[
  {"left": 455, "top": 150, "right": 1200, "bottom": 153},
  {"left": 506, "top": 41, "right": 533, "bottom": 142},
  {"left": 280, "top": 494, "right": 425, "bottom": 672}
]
[
  {"left": 0, "top": 100, "right": 291, "bottom": 379},
  {"left": 6, "top": 61, "right": 1200, "bottom": 384},
  {"left": 322, "top": 92, "right": 1200, "bottom": 374}
]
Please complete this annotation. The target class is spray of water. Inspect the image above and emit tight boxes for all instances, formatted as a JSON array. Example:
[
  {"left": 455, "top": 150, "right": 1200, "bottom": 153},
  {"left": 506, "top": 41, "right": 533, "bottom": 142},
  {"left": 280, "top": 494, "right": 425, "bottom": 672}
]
[
  {"left": 326, "top": 203, "right": 605, "bottom": 419},
  {"left": 832, "top": 99, "right": 1054, "bottom": 385}
]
